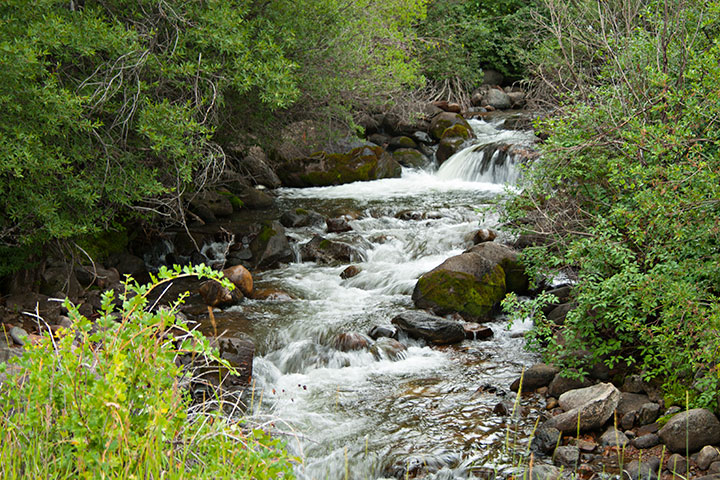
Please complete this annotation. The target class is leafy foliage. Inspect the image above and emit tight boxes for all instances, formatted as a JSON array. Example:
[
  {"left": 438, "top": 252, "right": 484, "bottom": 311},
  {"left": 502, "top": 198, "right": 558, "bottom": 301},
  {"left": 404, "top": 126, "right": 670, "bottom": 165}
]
[
  {"left": 0, "top": 265, "right": 295, "bottom": 479},
  {"left": 504, "top": 0, "right": 720, "bottom": 410}
]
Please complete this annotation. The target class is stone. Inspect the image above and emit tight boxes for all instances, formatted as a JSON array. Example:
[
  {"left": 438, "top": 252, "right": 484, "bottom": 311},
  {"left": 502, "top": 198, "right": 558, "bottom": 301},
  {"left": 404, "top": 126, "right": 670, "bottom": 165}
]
[
  {"left": 463, "top": 323, "right": 493, "bottom": 340},
  {"left": 617, "top": 392, "right": 652, "bottom": 418},
  {"left": 250, "top": 288, "right": 293, "bottom": 301},
  {"left": 483, "top": 89, "right": 512, "bottom": 110},
  {"left": 622, "top": 411, "right": 637, "bottom": 430},
  {"left": 387, "top": 135, "right": 418, "bottom": 150},
  {"left": 547, "top": 373, "right": 592, "bottom": 398},
  {"left": 658, "top": 409, "right": 720, "bottom": 453},
  {"left": 572, "top": 439, "right": 597, "bottom": 452},
  {"left": 666, "top": 453, "right": 688, "bottom": 475},
  {"left": 546, "top": 303, "right": 574, "bottom": 325},
  {"left": 222, "top": 264, "right": 253, "bottom": 296},
  {"left": 531, "top": 426, "right": 561, "bottom": 454},
  {"left": 199, "top": 280, "right": 243, "bottom": 308},
  {"left": 697, "top": 446, "right": 720, "bottom": 470},
  {"left": 637, "top": 423, "right": 660, "bottom": 436},
  {"left": 622, "top": 374, "right": 649, "bottom": 394},
  {"left": 429, "top": 112, "right": 472, "bottom": 141},
  {"left": 368, "top": 325, "right": 397, "bottom": 340},
  {"left": 464, "top": 242, "right": 529, "bottom": 294},
  {"left": 623, "top": 458, "right": 660, "bottom": 480},
  {"left": 326, "top": 217, "right": 352, "bottom": 233},
  {"left": 709, "top": 462, "right": 720, "bottom": 475},
  {"left": 340, "top": 265, "right": 361, "bottom": 279},
  {"left": 411, "top": 251, "right": 506, "bottom": 321},
  {"left": 190, "top": 190, "right": 233, "bottom": 218},
  {"left": 249, "top": 220, "right": 293, "bottom": 269},
  {"left": 334, "top": 332, "right": 371, "bottom": 352},
  {"left": 599, "top": 427, "right": 629, "bottom": 448},
  {"left": 9, "top": 326, "right": 28, "bottom": 346},
  {"left": 279, "top": 209, "right": 324, "bottom": 228},
  {"left": 481, "top": 69, "right": 504, "bottom": 86},
  {"left": 529, "top": 465, "right": 562, "bottom": 480},
  {"left": 508, "top": 91, "right": 527, "bottom": 108},
  {"left": 40, "top": 265, "right": 83, "bottom": 298},
  {"left": 473, "top": 229, "right": 497, "bottom": 244},
  {"left": 436, "top": 135, "right": 465, "bottom": 165},
  {"left": 370, "top": 337, "right": 407, "bottom": 361},
  {"left": 544, "top": 382, "right": 621, "bottom": 434},
  {"left": 236, "top": 145, "right": 281, "bottom": 189},
  {"left": 638, "top": 402, "right": 661, "bottom": 426},
  {"left": 554, "top": 445, "right": 580, "bottom": 468},
  {"left": 391, "top": 311, "right": 466, "bottom": 344},
  {"left": 510, "top": 363, "right": 560, "bottom": 393},
  {"left": 300, "top": 235, "right": 362, "bottom": 265},
  {"left": 633, "top": 433, "right": 660, "bottom": 449},
  {"left": 392, "top": 148, "right": 429, "bottom": 169}
]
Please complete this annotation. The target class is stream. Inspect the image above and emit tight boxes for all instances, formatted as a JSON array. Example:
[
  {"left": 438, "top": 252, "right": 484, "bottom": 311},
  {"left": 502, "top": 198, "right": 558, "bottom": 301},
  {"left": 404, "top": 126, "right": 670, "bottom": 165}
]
[{"left": 215, "top": 115, "right": 543, "bottom": 479}]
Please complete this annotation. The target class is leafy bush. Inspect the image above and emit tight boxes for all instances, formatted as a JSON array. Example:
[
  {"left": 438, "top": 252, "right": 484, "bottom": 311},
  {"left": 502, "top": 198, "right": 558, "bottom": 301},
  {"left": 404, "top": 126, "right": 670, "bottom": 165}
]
[
  {"left": 503, "top": 0, "right": 720, "bottom": 410},
  {"left": 0, "top": 265, "right": 295, "bottom": 479}
]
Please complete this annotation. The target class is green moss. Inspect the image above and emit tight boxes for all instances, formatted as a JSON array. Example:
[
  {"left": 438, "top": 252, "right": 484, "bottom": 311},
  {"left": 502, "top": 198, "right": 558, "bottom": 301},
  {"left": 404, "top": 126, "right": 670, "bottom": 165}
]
[
  {"left": 295, "top": 208, "right": 308, "bottom": 215},
  {"left": 500, "top": 258, "right": 529, "bottom": 294},
  {"left": 441, "top": 124, "right": 471, "bottom": 140},
  {"left": 219, "top": 191, "right": 244, "bottom": 210},
  {"left": 77, "top": 228, "right": 130, "bottom": 261},
  {"left": 318, "top": 239, "right": 332, "bottom": 250},
  {"left": 257, "top": 223, "right": 277, "bottom": 244},
  {"left": 415, "top": 265, "right": 506, "bottom": 319}
]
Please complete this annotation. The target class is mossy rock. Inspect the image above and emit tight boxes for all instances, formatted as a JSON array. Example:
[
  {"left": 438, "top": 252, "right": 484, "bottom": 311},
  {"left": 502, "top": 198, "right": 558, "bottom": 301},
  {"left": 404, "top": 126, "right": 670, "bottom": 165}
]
[
  {"left": 277, "top": 145, "right": 401, "bottom": 187},
  {"left": 465, "top": 242, "right": 529, "bottom": 295},
  {"left": 388, "top": 136, "right": 418, "bottom": 150},
  {"left": 392, "top": 148, "right": 429, "bottom": 169},
  {"left": 249, "top": 220, "right": 293, "bottom": 269},
  {"left": 441, "top": 123, "right": 472, "bottom": 140},
  {"left": 77, "top": 228, "right": 131, "bottom": 262},
  {"left": 436, "top": 136, "right": 466, "bottom": 165},
  {"left": 219, "top": 191, "right": 244, "bottom": 211},
  {"left": 412, "top": 253, "right": 506, "bottom": 320},
  {"left": 429, "top": 112, "right": 472, "bottom": 140}
]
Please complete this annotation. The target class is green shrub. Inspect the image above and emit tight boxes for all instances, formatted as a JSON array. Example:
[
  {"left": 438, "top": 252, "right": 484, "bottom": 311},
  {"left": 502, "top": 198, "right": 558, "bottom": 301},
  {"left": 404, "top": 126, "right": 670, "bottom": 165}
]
[{"left": 0, "top": 264, "right": 295, "bottom": 479}]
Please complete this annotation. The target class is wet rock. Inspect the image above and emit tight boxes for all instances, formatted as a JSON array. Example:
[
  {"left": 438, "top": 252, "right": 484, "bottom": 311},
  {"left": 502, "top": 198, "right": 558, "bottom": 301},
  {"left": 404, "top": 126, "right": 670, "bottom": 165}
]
[
  {"left": 464, "top": 242, "right": 529, "bottom": 294},
  {"left": 658, "top": 409, "right": 720, "bottom": 453},
  {"left": 276, "top": 145, "right": 401, "bottom": 187},
  {"left": 429, "top": 112, "right": 472, "bottom": 141},
  {"left": 546, "top": 303, "right": 574, "bottom": 325},
  {"left": 334, "top": 332, "right": 371, "bottom": 352},
  {"left": 190, "top": 191, "right": 234, "bottom": 218},
  {"left": 113, "top": 252, "right": 147, "bottom": 276},
  {"left": 412, "top": 250, "right": 506, "bottom": 321},
  {"left": 599, "top": 427, "right": 629, "bottom": 448},
  {"left": 249, "top": 220, "right": 293, "bottom": 269},
  {"left": 544, "top": 382, "right": 621, "bottom": 434},
  {"left": 280, "top": 208, "right": 325, "bottom": 228},
  {"left": 697, "top": 446, "right": 720, "bottom": 470},
  {"left": 9, "top": 326, "right": 28, "bottom": 346},
  {"left": 395, "top": 210, "right": 425, "bottom": 221},
  {"left": 340, "top": 265, "right": 361, "bottom": 279},
  {"left": 368, "top": 132, "right": 390, "bottom": 146},
  {"left": 623, "top": 458, "right": 660, "bottom": 480},
  {"left": 251, "top": 288, "right": 293, "bottom": 301},
  {"left": 531, "top": 426, "right": 561, "bottom": 454},
  {"left": 391, "top": 311, "right": 466, "bottom": 344},
  {"left": 510, "top": 363, "right": 559, "bottom": 392},
  {"left": 199, "top": 280, "right": 243, "bottom": 308},
  {"left": 326, "top": 217, "right": 352, "bottom": 233},
  {"left": 473, "top": 229, "right": 497, "bottom": 244},
  {"left": 709, "top": 462, "right": 720, "bottom": 475},
  {"left": 222, "top": 264, "right": 253, "bottom": 296},
  {"left": 300, "top": 235, "right": 362, "bottom": 264},
  {"left": 370, "top": 337, "right": 407, "bottom": 361},
  {"left": 554, "top": 445, "right": 579, "bottom": 468},
  {"left": 666, "top": 453, "right": 688, "bottom": 475},
  {"left": 632, "top": 433, "right": 660, "bottom": 449},
  {"left": 436, "top": 135, "right": 466, "bottom": 165},
  {"left": 463, "top": 323, "right": 493, "bottom": 340},
  {"left": 368, "top": 325, "right": 398, "bottom": 340},
  {"left": 547, "top": 373, "right": 592, "bottom": 398},
  {"left": 483, "top": 89, "right": 512, "bottom": 110},
  {"left": 193, "top": 336, "right": 255, "bottom": 394},
  {"left": 388, "top": 135, "right": 418, "bottom": 150},
  {"left": 637, "top": 422, "right": 660, "bottom": 436},
  {"left": 392, "top": 148, "right": 429, "bottom": 168}
]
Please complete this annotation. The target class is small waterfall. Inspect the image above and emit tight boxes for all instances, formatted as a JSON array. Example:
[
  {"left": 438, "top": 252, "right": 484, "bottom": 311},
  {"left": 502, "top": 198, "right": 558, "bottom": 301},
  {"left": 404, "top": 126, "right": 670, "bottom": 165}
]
[{"left": 436, "top": 118, "right": 536, "bottom": 184}]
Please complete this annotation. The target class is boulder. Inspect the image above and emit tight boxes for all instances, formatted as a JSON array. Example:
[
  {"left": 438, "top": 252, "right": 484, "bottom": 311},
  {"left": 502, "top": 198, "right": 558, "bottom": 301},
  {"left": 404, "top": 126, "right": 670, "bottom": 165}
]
[
  {"left": 221, "top": 172, "right": 275, "bottom": 209},
  {"left": 462, "top": 323, "right": 493, "bottom": 340},
  {"left": 237, "top": 145, "right": 282, "bottom": 189},
  {"left": 483, "top": 89, "right": 512, "bottom": 110},
  {"left": 429, "top": 112, "right": 472, "bottom": 141},
  {"left": 222, "top": 264, "right": 253, "bottom": 297},
  {"left": 697, "top": 446, "right": 720, "bottom": 470},
  {"left": 623, "top": 458, "right": 660, "bottom": 480},
  {"left": 326, "top": 217, "right": 352, "bottom": 233},
  {"left": 370, "top": 337, "right": 407, "bottom": 361},
  {"left": 276, "top": 145, "right": 401, "bottom": 187},
  {"left": 334, "top": 332, "right": 371, "bottom": 352},
  {"left": 658, "top": 409, "right": 720, "bottom": 453},
  {"left": 391, "top": 311, "right": 466, "bottom": 344},
  {"left": 40, "top": 265, "right": 83, "bottom": 298},
  {"left": 481, "top": 69, "right": 504, "bottom": 86},
  {"left": 412, "top": 251, "right": 506, "bottom": 320},
  {"left": 616, "top": 392, "right": 652, "bottom": 418},
  {"left": 666, "top": 453, "right": 688, "bottom": 475},
  {"left": 554, "top": 446, "right": 579, "bottom": 468},
  {"left": 546, "top": 303, "right": 574, "bottom": 325},
  {"left": 632, "top": 433, "right": 660, "bottom": 450},
  {"left": 547, "top": 372, "right": 592, "bottom": 398},
  {"left": 300, "top": 235, "right": 362, "bottom": 264},
  {"left": 599, "top": 427, "right": 629, "bottom": 448},
  {"left": 199, "top": 280, "right": 243, "bottom": 308},
  {"left": 436, "top": 136, "right": 466, "bottom": 165},
  {"left": 279, "top": 208, "right": 324, "bottom": 228},
  {"left": 387, "top": 136, "right": 418, "bottom": 150},
  {"left": 392, "top": 148, "right": 429, "bottom": 169},
  {"left": 510, "top": 363, "right": 560, "bottom": 392},
  {"left": 464, "top": 242, "right": 529, "bottom": 294},
  {"left": 368, "top": 325, "right": 398, "bottom": 340},
  {"left": 544, "top": 383, "right": 621, "bottom": 434},
  {"left": 473, "top": 229, "right": 497, "bottom": 244},
  {"left": 190, "top": 191, "right": 234, "bottom": 218},
  {"left": 508, "top": 91, "right": 527, "bottom": 109},
  {"left": 249, "top": 221, "right": 293, "bottom": 269},
  {"left": 340, "top": 265, "right": 361, "bottom": 279},
  {"left": 530, "top": 464, "right": 562, "bottom": 480},
  {"left": 532, "top": 426, "right": 562, "bottom": 454}
]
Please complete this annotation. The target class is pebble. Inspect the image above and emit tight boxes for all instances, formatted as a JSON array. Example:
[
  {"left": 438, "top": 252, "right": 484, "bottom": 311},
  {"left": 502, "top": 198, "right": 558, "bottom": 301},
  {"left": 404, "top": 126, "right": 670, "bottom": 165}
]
[
  {"left": 9, "top": 326, "right": 29, "bottom": 346},
  {"left": 599, "top": 427, "right": 629, "bottom": 448},
  {"left": 666, "top": 453, "right": 688, "bottom": 475},
  {"left": 554, "top": 445, "right": 579, "bottom": 468},
  {"left": 633, "top": 433, "right": 660, "bottom": 449}
]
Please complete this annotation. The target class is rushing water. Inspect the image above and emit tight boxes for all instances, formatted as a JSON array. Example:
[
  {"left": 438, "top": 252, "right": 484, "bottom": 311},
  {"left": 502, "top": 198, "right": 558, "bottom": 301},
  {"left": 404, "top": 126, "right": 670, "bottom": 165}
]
[{"left": 224, "top": 116, "right": 542, "bottom": 479}]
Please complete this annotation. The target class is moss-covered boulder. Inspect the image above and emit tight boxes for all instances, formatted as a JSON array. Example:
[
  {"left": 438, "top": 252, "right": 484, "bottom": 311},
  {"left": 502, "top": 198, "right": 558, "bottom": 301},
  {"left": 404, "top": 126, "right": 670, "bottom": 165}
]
[
  {"left": 464, "top": 242, "right": 529, "bottom": 294},
  {"left": 277, "top": 145, "right": 401, "bottom": 187},
  {"left": 392, "top": 148, "right": 430, "bottom": 169},
  {"left": 249, "top": 220, "right": 293, "bottom": 269},
  {"left": 441, "top": 123, "right": 472, "bottom": 141},
  {"left": 436, "top": 136, "right": 466, "bottom": 165},
  {"left": 300, "top": 235, "right": 363, "bottom": 264},
  {"left": 388, "top": 136, "right": 418, "bottom": 151},
  {"left": 412, "top": 253, "right": 506, "bottom": 321},
  {"left": 429, "top": 112, "right": 472, "bottom": 140}
]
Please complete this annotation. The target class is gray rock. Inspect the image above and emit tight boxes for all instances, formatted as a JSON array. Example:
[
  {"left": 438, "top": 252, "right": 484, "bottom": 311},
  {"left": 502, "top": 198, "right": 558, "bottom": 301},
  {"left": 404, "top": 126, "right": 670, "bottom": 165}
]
[
  {"left": 709, "top": 461, "right": 720, "bottom": 474},
  {"left": 9, "top": 326, "right": 28, "bottom": 346},
  {"left": 545, "top": 382, "right": 621, "bottom": 434},
  {"left": 599, "top": 427, "right": 629, "bottom": 448},
  {"left": 238, "top": 145, "right": 281, "bottom": 189},
  {"left": 250, "top": 220, "right": 293, "bottom": 269},
  {"left": 547, "top": 373, "right": 592, "bottom": 398},
  {"left": 666, "top": 453, "right": 688, "bottom": 475},
  {"left": 391, "top": 311, "right": 466, "bottom": 345},
  {"left": 553, "top": 445, "right": 579, "bottom": 468},
  {"left": 326, "top": 217, "right": 352, "bottom": 233},
  {"left": 658, "top": 409, "right": 720, "bottom": 453},
  {"left": 623, "top": 458, "right": 660, "bottom": 480},
  {"left": 622, "top": 374, "right": 649, "bottom": 394},
  {"left": 546, "top": 303, "right": 574, "bottom": 325},
  {"left": 529, "top": 464, "right": 561, "bottom": 480},
  {"left": 531, "top": 426, "right": 561, "bottom": 454},
  {"left": 638, "top": 402, "right": 661, "bottom": 426},
  {"left": 510, "top": 363, "right": 560, "bottom": 392},
  {"left": 300, "top": 235, "right": 363, "bottom": 265},
  {"left": 279, "top": 209, "right": 324, "bottom": 228},
  {"left": 621, "top": 411, "right": 637, "bottom": 430},
  {"left": 484, "top": 89, "right": 512, "bottom": 110},
  {"left": 368, "top": 325, "right": 397, "bottom": 340},
  {"left": 697, "top": 446, "right": 720, "bottom": 470},
  {"left": 633, "top": 433, "right": 660, "bottom": 450},
  {"left": 617, "top": 392, "right": 652, "bottom": 418}
]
